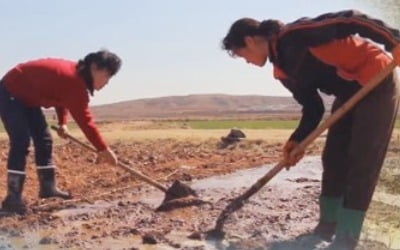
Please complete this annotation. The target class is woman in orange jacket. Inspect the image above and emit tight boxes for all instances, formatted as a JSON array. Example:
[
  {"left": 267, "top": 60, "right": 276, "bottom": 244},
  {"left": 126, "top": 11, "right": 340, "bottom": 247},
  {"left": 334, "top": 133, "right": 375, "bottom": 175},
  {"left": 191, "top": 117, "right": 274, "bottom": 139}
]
[{"left": 222, "top": 10, "right": 400, "bottom": 249}]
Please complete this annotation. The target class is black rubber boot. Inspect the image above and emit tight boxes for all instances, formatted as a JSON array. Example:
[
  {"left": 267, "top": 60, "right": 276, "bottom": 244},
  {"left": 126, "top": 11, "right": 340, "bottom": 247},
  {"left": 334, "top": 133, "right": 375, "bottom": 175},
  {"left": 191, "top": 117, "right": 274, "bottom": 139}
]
[
  {"left": 1, "top": 173, "right": 27, "bottom": 215},
  {"left": 37, "top": 168, "right": 72, "bottom": 199}
]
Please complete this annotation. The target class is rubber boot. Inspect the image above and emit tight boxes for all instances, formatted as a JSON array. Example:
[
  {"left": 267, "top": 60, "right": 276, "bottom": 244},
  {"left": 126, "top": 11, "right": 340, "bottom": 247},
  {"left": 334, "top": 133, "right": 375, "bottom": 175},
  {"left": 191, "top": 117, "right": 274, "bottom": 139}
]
[
  {"left": 37, "top": 168, "right": 72, "bottom": 199},
  {"left": 1, "top": 173, "right": 27, "bottom": 215},
  {"left": 313, "top": 196, "right": 343, "bottom": 241},
  {"left": 328, "top": 208, "right": 366, "bottom": 250},
  {"left": 294, "top": 196, "right": 342, "bottom": 247}
]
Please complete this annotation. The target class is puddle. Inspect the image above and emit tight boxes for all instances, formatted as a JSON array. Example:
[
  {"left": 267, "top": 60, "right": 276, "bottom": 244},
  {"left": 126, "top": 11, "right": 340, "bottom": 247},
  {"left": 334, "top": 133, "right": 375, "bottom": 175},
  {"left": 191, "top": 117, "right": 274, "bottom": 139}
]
[
  {"left": 52, "top": 200, "right": 114, "bottom": 218},
  {"left": 192, "top": 157, "right": 322, "bottom": 190}
]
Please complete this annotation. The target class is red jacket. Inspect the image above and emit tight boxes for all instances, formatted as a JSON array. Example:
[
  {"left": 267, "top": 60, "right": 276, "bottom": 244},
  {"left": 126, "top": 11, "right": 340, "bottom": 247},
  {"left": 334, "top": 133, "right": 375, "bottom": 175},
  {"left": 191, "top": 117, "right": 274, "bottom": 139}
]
[{"left": 2, "top": 58, "right": 107, "bottom": 151}]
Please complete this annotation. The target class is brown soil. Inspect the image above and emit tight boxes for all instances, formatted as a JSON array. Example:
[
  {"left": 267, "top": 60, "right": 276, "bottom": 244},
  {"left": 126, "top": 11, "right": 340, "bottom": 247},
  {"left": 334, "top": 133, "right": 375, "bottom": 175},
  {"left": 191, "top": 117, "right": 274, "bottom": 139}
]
[
  {"left": 0, "top": 138, "right": 396, "bottom": 249},
  {"left": 0, "top": 138, "right": 321, "bottom": 212}
]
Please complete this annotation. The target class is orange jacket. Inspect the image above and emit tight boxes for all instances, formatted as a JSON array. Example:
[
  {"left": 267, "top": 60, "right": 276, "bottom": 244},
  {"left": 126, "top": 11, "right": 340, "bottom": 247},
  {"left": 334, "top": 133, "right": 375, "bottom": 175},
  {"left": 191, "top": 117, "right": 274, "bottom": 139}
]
[{"left": 269, "top": 10, "right": 400, "bottom": 142}]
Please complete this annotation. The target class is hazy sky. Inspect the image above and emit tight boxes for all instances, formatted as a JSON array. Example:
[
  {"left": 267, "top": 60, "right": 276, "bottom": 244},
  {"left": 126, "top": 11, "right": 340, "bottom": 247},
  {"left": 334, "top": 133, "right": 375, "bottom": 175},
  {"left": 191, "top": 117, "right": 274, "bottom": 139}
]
[{"left": 0, "top": 0, "right": 398, "bottom": 105}]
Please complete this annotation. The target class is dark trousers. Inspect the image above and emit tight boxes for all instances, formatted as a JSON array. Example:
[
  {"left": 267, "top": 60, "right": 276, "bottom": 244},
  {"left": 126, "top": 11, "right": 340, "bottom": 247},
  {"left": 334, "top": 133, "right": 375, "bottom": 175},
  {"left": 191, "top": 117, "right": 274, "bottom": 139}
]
[
  {"left": 321, "top": 72, "right": 400, "bottom": 211},
  {"left": 0, "top": 81, "right": 53, "bottom": 172}
]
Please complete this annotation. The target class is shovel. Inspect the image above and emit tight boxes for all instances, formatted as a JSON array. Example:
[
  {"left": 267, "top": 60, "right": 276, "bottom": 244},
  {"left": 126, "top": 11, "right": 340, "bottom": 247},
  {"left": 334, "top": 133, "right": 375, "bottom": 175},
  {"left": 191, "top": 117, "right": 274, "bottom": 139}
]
[
  {"left": 50, "top": 125, "right": 202, "bottom": 211},
  {"left": 207, "top": 61, "right": 398, "bottom": 239}
]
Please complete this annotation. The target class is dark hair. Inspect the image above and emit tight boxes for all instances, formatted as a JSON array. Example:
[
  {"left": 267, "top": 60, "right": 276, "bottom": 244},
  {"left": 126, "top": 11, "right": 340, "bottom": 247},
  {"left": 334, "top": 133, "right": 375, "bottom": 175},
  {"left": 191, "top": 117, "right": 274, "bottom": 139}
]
[
  {"left": 222, "top": 18, "right": 283, "bottom": 56},
  {"left": 77, "top": 49, "right": 122, "bottom": 95}
]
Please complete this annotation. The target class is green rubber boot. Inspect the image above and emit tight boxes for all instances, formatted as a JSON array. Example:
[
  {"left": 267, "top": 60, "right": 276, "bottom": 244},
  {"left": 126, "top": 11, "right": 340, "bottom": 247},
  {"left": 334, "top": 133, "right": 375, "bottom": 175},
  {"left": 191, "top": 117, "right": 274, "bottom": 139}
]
[
  {"left": 328, "top": 208, "right": 366, "bottom": 250},
  {"left": 313, "top": 196, "right": 343, "bottom": 241}
]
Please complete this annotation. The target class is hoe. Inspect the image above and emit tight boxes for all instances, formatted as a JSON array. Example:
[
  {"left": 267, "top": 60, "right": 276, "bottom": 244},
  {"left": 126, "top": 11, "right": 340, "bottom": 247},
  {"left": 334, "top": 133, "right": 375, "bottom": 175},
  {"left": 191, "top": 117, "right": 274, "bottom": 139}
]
[{"left": 51, "top": 125, "right": 203, "bottom": 211}]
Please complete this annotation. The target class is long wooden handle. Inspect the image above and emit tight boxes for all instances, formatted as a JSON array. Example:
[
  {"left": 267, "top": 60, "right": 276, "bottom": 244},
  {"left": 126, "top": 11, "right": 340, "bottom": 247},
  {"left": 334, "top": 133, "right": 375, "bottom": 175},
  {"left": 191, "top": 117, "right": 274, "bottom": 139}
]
[
  {"left": 214, "top": 61, "right": 398, "bottom": 231},
  {"left": 50, "top": 125, "right": 168, "bottom": 192},
  {"left": 295, "top": 61, "right": 397, "bottom": 152}
]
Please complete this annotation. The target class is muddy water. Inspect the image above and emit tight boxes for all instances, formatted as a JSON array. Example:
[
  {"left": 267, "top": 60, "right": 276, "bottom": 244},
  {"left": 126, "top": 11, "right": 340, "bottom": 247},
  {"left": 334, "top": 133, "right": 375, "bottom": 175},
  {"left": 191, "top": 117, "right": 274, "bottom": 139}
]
[
  {"left": 0, "top": 156, "right": 398, "bottom": 249},
  {"left": 192, "top": 157, "right": 321, "bottom": 190}
]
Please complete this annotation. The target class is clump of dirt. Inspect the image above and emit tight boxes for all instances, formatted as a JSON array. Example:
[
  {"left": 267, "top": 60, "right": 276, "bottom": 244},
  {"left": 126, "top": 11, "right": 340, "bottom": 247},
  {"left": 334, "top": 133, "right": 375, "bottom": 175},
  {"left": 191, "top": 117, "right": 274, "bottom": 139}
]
[
  {"left": 142, "top": 231, "right": 164, "bottom": 244},
  {"left": 162, "top": 180, "right": 198, "bottom": 203},
  {"left": 157, "top": 196, "right": 207, "bottom": 212}
]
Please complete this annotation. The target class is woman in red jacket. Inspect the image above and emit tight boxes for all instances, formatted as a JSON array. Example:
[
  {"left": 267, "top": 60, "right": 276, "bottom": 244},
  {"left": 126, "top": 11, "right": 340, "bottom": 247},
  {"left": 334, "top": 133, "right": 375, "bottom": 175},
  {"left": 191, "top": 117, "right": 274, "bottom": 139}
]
[
  {"left": 0, "top": 50, "right": 122, "bottom": 215},
  {"left": 222, "top": 10, "right": 400, "bottom": 249}
]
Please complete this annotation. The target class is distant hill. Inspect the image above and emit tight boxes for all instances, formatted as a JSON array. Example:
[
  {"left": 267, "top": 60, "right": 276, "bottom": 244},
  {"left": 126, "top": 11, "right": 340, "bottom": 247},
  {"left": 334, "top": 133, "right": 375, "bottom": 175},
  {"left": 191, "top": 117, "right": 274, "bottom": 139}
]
[{"left": 86, "top": 94, "right": 333, "bottom": 120}]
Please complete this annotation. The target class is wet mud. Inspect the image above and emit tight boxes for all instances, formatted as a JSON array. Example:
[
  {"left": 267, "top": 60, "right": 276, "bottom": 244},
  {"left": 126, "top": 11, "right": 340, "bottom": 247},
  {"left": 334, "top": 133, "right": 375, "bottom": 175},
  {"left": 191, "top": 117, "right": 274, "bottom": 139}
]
[
  {"left": 0, "top": 157, "right": 323, "bottom": 249},
  {"left": 0, "top": 139, "right": 397, "bottom": 249}
]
